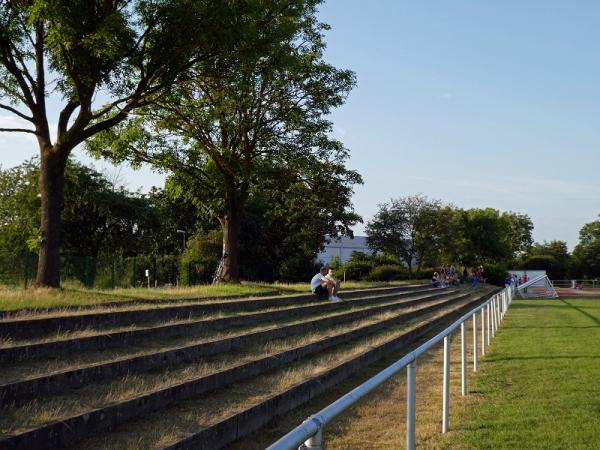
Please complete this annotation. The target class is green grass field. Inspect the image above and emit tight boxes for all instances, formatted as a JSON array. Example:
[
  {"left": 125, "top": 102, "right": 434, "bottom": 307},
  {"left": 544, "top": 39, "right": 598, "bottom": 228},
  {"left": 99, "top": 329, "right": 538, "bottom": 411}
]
[
  {"left": 445, "top": 298, "right": 600, "bottom": 449},
  {"left": 0, "top": 280, "right": 426, "bottom": 312}
]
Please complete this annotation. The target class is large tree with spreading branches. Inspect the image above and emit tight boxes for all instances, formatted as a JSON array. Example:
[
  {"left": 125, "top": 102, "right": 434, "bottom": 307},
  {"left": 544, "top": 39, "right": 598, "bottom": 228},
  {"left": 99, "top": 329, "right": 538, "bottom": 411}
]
[
  {"left": 90, "top": 0, "right": 359, "bottom": 283},
  {"left": 0, "top": 0, "right": 236, "bottom": 286}
]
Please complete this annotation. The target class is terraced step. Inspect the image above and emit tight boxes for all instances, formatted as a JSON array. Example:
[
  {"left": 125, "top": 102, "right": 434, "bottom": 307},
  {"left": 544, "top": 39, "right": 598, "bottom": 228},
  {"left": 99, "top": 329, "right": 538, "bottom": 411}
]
[
  {"left": 0, "top": 287, "right": 450, "bottom": 364},
  {"left": 0, "top": 287, "right": 491, "bottom": 450},
  {"left": 163, "top": 294, "right": 492, "bottom": 450},
  {"left": 72, "top": 290, "right": 494, "bottom": 450},
  {"left": 0, "top": 285, "right": 430, "bottom": 340},
  {"left": 0, "top": 290, "right": 466, "bottom": 405}
]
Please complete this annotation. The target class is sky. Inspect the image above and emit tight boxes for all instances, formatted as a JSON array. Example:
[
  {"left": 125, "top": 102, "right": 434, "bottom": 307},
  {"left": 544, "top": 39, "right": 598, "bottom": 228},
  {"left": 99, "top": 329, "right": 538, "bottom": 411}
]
[{"left": 3, "top": 1, "right": 600, "bottom": 249}]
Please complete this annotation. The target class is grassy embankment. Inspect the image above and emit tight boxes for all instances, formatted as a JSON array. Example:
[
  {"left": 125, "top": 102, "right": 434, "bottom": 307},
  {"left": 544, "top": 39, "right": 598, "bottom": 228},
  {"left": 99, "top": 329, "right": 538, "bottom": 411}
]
[
  {"left": 309, "top": 298, "right": 600, "bottom": 450},
  {"left": 0, "top": 280, "right": 426, "bottom": 312}
]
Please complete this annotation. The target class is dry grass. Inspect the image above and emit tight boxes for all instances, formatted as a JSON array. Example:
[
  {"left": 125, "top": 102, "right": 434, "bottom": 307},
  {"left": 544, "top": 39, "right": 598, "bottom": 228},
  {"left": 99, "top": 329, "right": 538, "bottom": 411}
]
[
  {"left": 1, "top": 286, "right": 443, "bottom": 361},
  {"left": 0, "top": 290, "right": 455, "bottom": 384},
  {"left": 0, "top": 280, "right": 425, "bottom": 314},
  {"left": 68, "top": 295, "right": 482, "bottom": 450},
  {"left": 0, "top": 295, "right": 462, "bottom": 436}
]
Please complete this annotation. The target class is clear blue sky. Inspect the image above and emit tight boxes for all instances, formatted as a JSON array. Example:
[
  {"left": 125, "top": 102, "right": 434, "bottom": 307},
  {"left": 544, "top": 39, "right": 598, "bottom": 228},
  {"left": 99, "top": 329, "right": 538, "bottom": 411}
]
[{"left": 2, "top": 1, "right": 600, "bottom": 249}]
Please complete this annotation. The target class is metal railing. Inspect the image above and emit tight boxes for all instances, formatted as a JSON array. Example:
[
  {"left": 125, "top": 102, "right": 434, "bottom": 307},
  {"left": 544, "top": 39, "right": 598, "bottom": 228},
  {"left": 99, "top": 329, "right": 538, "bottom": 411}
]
[
  {"left": 551, "top": 279, "right": 599, "bottom": 289},
  {"left": 266, "top": 286, "right": 514, "bottom": 450}
]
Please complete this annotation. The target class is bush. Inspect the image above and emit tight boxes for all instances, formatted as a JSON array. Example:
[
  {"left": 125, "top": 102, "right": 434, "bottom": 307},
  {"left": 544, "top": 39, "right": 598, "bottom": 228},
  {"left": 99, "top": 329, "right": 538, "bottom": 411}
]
[
  {"left": 523, "top": 254, "right": 564, "bottom": 279},
  {"left": 483, "top": 262, "right": 508, "bottom": 286},
  {"left": 366, "top": 264, "right": 407, "bottom": 281},
  {"left": 343, "top": 260, "right": 375, "bottom": 280}
]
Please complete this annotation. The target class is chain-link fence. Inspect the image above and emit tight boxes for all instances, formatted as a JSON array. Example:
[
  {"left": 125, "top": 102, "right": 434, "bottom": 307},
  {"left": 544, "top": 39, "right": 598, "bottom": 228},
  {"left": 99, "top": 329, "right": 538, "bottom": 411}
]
[{"left": 0, "top": 254, "right": 218, "bottom": 289}]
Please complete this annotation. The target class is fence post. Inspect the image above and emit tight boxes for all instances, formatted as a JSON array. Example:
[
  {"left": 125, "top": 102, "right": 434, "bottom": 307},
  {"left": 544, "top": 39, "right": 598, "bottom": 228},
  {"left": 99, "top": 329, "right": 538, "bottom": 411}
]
[
  {"left": 486, "top": 304, "right": 491, "bottom": 345},
  {"left": 302, "top": 429, "right": 323, "bottom": 450},
  {"left": 481, "top": 308, "right": 486, "bottom": 356},
  {"left": 442, "top": 335, "right": 451, "bottom": 433},
  {"left": 472, "top": 313, "right": 478, "bottom": 371},
  {"left": 492, "top": 297, "right": 496, "bottom": 335},
  {"left": 461, "top": 322, "right": 467, "bottom": 396},
  {"left": 406, "top": 360, "right": 417, "bottom": 450}
]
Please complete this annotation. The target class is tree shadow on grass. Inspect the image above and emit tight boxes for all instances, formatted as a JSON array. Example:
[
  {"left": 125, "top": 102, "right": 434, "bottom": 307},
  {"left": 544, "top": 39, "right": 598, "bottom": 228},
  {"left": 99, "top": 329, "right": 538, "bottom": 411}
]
[{"left": 559, "top": 299, "right": 600, "bottom": 326}]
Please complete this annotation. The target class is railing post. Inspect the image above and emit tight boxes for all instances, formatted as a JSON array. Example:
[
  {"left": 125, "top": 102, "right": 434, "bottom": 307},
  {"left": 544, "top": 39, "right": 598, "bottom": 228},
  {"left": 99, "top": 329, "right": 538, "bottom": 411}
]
[
  {"left": 461, "top": 322, "right": 467, "bottom": 396},
  {"left": 407, "top": 360, "right": 417, "bottom": 450},
  {"left": 486, "top": 303, "right": 491, "bottom": 345},
  {"left": 481, "top": 308, "right": 486, "bottom": 355},
  {"left": 492, "top": 297, "right": 497, "bottom": 336},
  {"left": 300, "top": 429, "right": 323, "bottom": 450},
  {"left": 491, "top": 300, "right": 495, "bottom": 337},
  {"left": 442, "top": 335, "right": 451, "bottom": 433},
  {"left": 472, "top": 313, "right": 478, "bottom": 371}
]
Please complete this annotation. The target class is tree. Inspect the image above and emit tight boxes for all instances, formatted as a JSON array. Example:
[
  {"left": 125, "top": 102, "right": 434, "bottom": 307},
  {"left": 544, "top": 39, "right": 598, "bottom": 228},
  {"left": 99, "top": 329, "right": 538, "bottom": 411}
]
[
  {"left": 573, "top": 219, "right": 600, "bottom": 278},
  {"left": 0, "top": 158, "right": 164, "bottom": 261},
  {"left": 89, "top": 1, "right": 357, "bottom": 282},
  {"left": 525, "top": 240, "right": 570, "bottom": 279},
  {"left": 0, "top": 0, "right": 235, "bottom": 286},
  {"left": 366, "top": 195, "right": 443, "bottom": 275},
  {"left": 238, "top": 161, "right": 362, "bottom": 282},
  {"left": 503, "top": 211, "right": 534, "bottom": 257}
]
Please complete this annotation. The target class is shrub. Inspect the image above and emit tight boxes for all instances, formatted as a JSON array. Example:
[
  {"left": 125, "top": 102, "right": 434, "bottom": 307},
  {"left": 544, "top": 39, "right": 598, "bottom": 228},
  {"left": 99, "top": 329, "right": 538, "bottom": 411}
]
[
  {"left": 483, "top": 262, "right": 508, "bottom": 286},
  {"left": 343, "top": 260, "right": 375, "bottom": 280},
  {"left": 366, "top": 264, "right": 407, "bottom": 281},
  {"left": 523, "top": 254, "right": 563, "bottom": 279}
]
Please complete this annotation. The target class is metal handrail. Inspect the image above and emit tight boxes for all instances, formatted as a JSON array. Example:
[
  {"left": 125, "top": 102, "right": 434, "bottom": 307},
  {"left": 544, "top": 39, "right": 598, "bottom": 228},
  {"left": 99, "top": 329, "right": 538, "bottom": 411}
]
[{"left": 266, "top": 286, "right": 513, "bottom": 450}]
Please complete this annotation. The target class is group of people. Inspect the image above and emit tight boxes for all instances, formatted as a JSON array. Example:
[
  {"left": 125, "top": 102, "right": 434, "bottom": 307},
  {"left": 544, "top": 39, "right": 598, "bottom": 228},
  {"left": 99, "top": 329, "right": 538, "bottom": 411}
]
[
  {"left": 471, "top": 265, "right": 486, "bottom": 287},
  {"left": 310, "top": 265, "right": 343, "bottom": 301},
  {"left": 431, "top": 264, "right": 486, "bottom": 288},
  {"left": 431, "top": 264, "right": 460, "bottom": 287}
]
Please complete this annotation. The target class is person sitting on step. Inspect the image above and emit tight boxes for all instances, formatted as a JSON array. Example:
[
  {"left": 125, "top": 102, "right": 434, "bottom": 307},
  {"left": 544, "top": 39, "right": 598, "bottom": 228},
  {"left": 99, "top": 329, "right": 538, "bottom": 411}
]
[{"left": 310, "top": 266, "right": 341, "bottom": 302}]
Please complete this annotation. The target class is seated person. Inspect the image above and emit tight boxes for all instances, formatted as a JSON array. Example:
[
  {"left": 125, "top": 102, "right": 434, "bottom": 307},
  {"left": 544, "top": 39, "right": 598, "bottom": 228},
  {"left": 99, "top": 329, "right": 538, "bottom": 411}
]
[
  {"left": 431, "top": 272, "right": 441, "bottom": 287},
  {"left": 310, "top": 266, "right": 341, "bottom": 301},
  {"left": 324, "top": 268, "right": 342, "bottom": 299}
]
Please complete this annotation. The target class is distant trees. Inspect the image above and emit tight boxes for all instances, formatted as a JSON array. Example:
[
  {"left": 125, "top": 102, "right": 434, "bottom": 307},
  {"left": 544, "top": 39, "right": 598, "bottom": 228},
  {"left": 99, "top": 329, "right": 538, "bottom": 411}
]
[
  {"left": 366, "top": 196, "right": 534, "bottom": 275},
  {"left": 572, "top": 219, "right": 600, "bottom": 278},
  {"left": 365, "top": 195, "right": 446, "bottom": 274},
  {"left": 522, "top": 240, "right": 570, "bottom": 279}
]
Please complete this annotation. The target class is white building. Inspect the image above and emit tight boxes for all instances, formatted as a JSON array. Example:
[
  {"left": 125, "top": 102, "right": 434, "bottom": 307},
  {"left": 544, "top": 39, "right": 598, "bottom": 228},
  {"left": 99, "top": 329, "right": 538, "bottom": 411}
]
[{"left": 317, "top": 235, "right": 374, "bottom": 264}]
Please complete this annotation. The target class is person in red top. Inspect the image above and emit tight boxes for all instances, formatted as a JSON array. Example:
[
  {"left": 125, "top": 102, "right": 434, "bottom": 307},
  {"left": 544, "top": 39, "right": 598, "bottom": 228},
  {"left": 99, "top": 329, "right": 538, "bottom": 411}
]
[{"left": 522, "top": 272, "right": 528, "bottom": 284}]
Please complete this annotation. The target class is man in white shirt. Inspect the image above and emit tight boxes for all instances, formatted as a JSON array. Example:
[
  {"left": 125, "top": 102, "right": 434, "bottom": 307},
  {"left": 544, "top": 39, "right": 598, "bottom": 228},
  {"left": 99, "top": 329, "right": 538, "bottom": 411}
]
[{"left": 310, "top": 266, "right": 341, "bottom": 301}]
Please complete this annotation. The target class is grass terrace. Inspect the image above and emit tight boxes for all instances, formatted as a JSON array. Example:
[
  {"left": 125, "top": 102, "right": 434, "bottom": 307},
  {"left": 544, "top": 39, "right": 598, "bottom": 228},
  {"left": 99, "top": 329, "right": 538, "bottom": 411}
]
[{"left": 0, "top": 280, "right": 427, "bottom": 312}]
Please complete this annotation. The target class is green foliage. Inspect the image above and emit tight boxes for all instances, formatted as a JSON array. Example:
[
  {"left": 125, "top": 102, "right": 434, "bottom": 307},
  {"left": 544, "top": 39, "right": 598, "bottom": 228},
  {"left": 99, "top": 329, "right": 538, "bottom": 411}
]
[
  {"left": 482, "top": 262, "right": 508, "bottom": 286},
  {"left": 523, "top": 240, "right": 570, "bottom": 279},
  {"left": 343, "top": 260, "right": 375, "bottom": 281},
  {"left": 366, "top": 265, "right": 407, "bottom": 281},
  {"left": 523, "top": 255, "right": 561, "bottom": 279},
  {"left": 179, "top": 231, "right": 221, "bottom": 285},
  {"left": 572, "top": 218, "right": 600, "bottom": 278},
  {"left": 89, "top": 1, "right": 361, "bottom": 283},
  {"left": 366, "top": 195, "right": 467, "bottom": 273}
]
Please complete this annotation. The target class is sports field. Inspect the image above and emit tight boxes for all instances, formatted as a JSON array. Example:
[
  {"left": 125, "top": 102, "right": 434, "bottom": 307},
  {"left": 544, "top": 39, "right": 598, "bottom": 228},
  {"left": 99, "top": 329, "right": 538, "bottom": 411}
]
[{"left": 443, "top": 298, "right": 600, "bottom": 449}]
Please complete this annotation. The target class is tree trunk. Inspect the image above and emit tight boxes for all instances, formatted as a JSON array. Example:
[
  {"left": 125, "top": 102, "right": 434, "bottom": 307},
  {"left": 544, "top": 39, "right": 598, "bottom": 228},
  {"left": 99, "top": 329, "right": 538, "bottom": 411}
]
[
  {"left": 214, "top": 207, "right": 241, "bottom": 283},
  {"left": 35, "top": 150, "right": 68, "bottom": 288}
]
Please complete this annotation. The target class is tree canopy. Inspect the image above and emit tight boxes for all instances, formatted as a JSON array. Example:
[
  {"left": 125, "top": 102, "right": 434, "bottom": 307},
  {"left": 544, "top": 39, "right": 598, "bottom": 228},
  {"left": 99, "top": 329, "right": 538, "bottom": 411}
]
[
  {"left": 0, "top": 0, "right": 242, "bottom": 286},
  {"left": 88, "top": 0, "right": 360, "bottom": 282}
]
